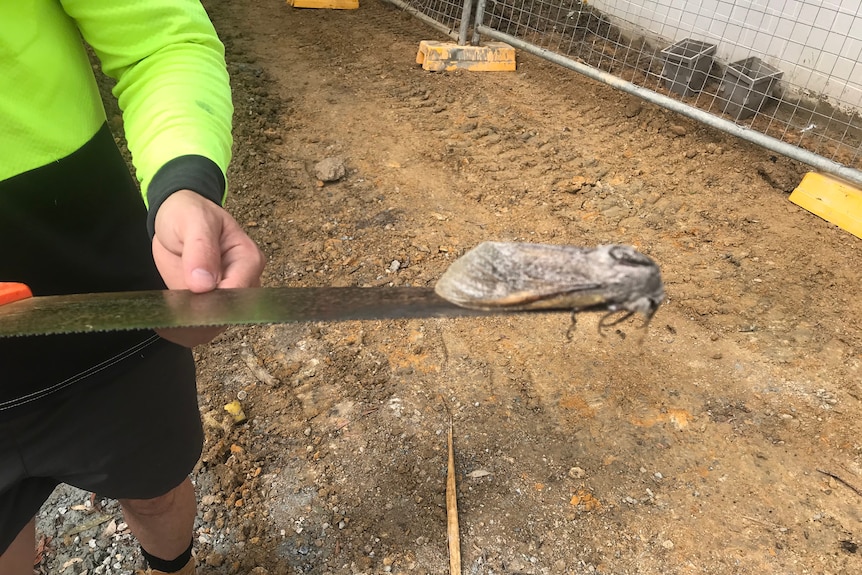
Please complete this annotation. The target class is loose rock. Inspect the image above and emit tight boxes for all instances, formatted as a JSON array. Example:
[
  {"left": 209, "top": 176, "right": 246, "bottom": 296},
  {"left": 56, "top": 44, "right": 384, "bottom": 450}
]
[
  {"left": 314, "top": 157, "right": 347, "bottom": 182},
  {"left": 669, "top": 124, "right": 687, "bottom": 137}
]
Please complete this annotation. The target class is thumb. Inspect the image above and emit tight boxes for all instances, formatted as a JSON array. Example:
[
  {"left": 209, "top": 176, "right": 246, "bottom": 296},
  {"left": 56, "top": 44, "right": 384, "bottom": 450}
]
[
  {"left": 181, "top": 221, "right": 222, "bottom": 293},
  {"left": 188, "top": 266, "right": 218, "bottom": 292}
]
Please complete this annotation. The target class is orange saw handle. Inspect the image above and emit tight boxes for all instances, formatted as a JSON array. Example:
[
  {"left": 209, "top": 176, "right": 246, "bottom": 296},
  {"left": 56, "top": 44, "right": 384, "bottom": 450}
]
[{"left": 0, "top": 282, "right": 33, "bottom": 305}]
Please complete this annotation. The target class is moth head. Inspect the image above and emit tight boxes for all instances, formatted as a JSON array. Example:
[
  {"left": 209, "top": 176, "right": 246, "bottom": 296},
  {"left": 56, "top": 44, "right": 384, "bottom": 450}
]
[
  {"left": 608, "top": 245, "right": 665, "bottom": 311},
  {"left": 608, "top": 245, "right": 657, "bottom": 267},
  {"left": 598, "top": 245, "right": 666, "bottom": 332}
]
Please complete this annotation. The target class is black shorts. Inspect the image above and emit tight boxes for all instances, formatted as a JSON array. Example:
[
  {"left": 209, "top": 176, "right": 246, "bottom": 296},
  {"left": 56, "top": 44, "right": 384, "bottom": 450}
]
[
  {"left": 0, "top": 122, "right": 169, "bottom": 409},
  {"left": 0, "top": 336, "right": 203, "bottom": 554}
]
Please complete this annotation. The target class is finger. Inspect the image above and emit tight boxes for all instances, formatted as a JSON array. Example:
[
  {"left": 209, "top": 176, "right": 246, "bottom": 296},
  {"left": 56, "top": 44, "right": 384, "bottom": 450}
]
[
  {"left": 211, "top": 225, "right": 266, "bottom": 290},
  {"left": 151, "top": 236, "right": 185, "bottom": 290},
  {"left": 217, "top": 244, "right": 265, "bottom": 289},
  {"left": 180, "top": 218, "right": 223, "bottom": 293}
]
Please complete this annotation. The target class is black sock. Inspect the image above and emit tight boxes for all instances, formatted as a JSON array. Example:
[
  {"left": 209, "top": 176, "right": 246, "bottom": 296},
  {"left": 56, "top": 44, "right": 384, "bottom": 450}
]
[{"left": 141, "top": 539, "right": 193, "bottom": 573}]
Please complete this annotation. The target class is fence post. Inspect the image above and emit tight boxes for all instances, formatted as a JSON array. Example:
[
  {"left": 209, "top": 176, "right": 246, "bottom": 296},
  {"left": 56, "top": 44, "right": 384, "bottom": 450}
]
[
  {"left": 457, "top": 0, "right": 473, "bottom": 46},
  {"left": 470, "top": 0, "right": 486, "bottom": 46}
]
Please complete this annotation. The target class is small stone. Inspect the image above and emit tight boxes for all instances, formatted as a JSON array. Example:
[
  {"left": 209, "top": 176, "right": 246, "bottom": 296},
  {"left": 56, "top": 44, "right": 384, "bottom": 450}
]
[
  {"left": 669, "top": 125, "right": 687, "bottom": 137},
  {"left": 314, "top": 157, "right": 347, "bottom": 182},
  {"left": 388, "top": 260, "right": 401, "bottom": 273},
  {"left": 206, "top": 553, "right": 226, "bottom": 567},
  {"left": 568, "top": 467, "right": 586, "bottom": 479},
  {"left": 570, "top": 175, "right": 591, "bottom": 191},
  {"left": 662, "top": 540, "right": 674, "bottom": 549}
]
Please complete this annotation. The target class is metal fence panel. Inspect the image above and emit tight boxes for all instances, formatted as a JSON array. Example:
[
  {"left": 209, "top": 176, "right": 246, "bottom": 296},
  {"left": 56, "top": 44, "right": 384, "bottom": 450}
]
[
  {"left": 478, "top": 0, "right": 861, "bottom": 175},
  {"left": 388, "top": 0, "right": 470, "bottom": 40},
  {"left": 389, "top": 0, "right": 862, "bottom": 185}
]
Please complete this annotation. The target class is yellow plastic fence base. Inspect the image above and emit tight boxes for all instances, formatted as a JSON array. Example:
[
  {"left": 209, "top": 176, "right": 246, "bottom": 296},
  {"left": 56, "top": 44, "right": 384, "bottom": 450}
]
[
  {"left": 416, "top": 40, "right": 516, "bottom": 72},
  {"left": 789, "top": 172, "right": 862, "bottom": 239},
  {"left": 287, "top": 0, "right": 358, "bottom": 9}
]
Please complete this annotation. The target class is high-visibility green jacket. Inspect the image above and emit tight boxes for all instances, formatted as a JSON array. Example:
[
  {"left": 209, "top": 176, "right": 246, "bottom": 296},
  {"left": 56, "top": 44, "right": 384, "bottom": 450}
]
[
  {"left": 0, "top": 0, "right": 235, "bottom": 411},
  {"left": 0, "top": 0, "right": 233, "bottom": 220}
]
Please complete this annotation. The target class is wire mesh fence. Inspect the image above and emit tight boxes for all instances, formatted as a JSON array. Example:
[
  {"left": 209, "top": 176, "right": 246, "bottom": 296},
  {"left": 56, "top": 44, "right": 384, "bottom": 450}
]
[
  {"left": 478, "top": 0, "right": 862, "bottom": 173},
  {"left": 389, "top": 0, "right": 469, "bottom": 39},
  {"left": 388, "top": 0, "right": 862, "bottom": 184}
]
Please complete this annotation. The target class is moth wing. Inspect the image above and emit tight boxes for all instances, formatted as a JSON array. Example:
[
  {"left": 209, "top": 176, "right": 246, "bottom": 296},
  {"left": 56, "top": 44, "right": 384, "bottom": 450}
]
[{"left": 435, "top": 242, "right": 607, "bottom": 310}]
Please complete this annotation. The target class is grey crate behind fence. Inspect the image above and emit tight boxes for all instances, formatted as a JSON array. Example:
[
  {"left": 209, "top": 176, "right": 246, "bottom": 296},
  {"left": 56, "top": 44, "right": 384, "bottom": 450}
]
[{"left": 386, "top": 0, "right": 862, "bottom": 186}]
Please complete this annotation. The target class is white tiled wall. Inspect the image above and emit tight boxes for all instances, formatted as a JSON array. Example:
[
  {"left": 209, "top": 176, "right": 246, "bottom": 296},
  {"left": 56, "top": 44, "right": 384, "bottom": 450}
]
[{"left": 591, "top": 0, "right": 862, "bottom": 110}]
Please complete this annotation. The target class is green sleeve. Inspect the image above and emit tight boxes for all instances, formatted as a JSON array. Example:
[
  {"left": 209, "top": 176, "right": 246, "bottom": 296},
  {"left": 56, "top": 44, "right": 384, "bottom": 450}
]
[{"left": 60, "top": 0, "right": 234, "bottom": 214}]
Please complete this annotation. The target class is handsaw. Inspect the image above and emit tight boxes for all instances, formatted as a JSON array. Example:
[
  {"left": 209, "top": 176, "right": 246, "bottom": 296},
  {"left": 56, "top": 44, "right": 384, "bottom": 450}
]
[
  {"left": 0, "top": 281, "right": 529, "bottom": 338},
  {"left": 0, "top": 242, "right": 664, "bottom": 338}
]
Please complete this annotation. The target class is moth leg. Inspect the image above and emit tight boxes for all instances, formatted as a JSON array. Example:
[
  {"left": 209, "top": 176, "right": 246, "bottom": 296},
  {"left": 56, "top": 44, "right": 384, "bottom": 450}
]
[
  {"left": 565, "top": 310, "right": 578, "bottom": 341},
  {"left": 598, "top": 310, "right": 635, "bottom": 335},
  {"left": 597, "top": 311, "right": 613, "bottom": 336},
  {"left": 640, "top": 310, "right": 658, "bottom": 330},
  {"left": 632, "top": 313, "right": 659, "bottom": 346}
]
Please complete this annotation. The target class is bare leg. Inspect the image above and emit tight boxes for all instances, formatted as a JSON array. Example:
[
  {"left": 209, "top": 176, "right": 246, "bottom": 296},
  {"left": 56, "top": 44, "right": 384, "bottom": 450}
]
[
  {"left": 119, "top": 477, "right": 196, "bottom": 562},
  {"left": 0, "top": 517, "right": 35, "bottom": 575}
]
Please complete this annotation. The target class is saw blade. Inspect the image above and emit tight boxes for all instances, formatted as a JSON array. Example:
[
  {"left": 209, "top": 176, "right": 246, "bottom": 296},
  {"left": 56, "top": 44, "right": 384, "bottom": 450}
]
[{"left": 0, "top": 286, "right": 506, "bottom": 338}]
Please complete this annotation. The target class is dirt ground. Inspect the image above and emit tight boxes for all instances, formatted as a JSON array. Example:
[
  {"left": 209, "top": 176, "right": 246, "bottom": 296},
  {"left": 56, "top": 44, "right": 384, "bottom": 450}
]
[{"left": 35, "top": 0, "right": 862, "bottom": 574}]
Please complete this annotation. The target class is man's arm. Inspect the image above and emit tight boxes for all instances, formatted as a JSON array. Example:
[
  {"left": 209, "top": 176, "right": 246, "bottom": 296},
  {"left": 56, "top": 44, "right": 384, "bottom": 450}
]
[
  {"left": 62, "top": 0, "right": 265, "bottom": 346},
  {"left": 61, "top": 0, "right": 234, "bottom": 232}
]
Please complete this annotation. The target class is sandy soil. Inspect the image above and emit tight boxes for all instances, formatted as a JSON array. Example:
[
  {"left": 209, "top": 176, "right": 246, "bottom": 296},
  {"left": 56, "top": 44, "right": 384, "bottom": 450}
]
[{"left": 35, "top": 1, "right": 862, "bottom": 574}]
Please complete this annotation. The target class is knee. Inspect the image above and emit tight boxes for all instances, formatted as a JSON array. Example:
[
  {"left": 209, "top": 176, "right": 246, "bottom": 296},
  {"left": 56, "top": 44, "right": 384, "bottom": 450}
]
[
  {"left": 119, "top": 477, "right": 191, "bottom": 517},
  {"left": 120, "top": 490, "right": 177, "bottom": 518}
]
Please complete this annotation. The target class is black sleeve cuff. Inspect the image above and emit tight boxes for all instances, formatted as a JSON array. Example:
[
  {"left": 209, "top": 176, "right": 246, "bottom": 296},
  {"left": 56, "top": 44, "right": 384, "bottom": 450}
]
[{"left": 146, "top": 155, "right": 226, "bottom": 238}]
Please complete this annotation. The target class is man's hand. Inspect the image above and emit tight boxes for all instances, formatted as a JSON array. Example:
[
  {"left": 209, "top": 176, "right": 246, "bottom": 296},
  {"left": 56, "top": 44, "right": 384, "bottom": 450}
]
[{"left": 151, "top": 190, "right": 266, "bottom": 346}]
